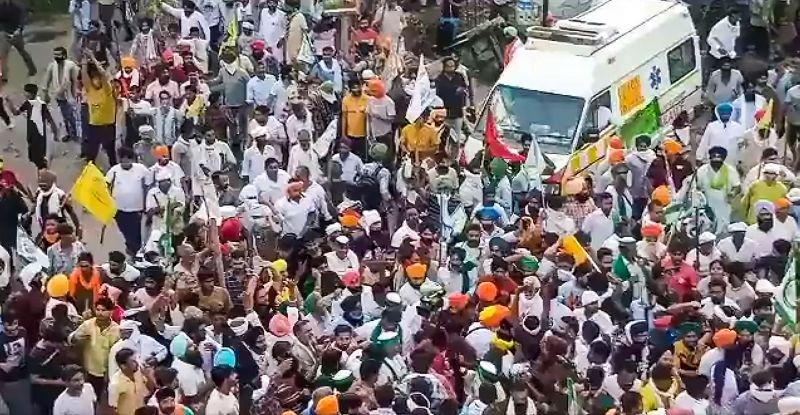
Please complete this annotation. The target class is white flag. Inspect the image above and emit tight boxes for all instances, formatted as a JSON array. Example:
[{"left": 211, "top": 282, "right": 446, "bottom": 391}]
[{"left": 405, "top": 55, "right": 433, "bottom": 123}]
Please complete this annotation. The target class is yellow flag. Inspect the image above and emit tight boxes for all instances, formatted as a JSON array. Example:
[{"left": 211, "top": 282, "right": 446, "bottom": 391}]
[
  {"left": 757, "top": 99, "right": 773, "bottom": 130},
  {"left": 223, "top": 17, "right": 238, "bottom": 47},
  {"left": 71, "top": 162, "right": 117, "bottom": 225},
  {"left": 562, "top": 235, "right": 589, "bottom": 265}
]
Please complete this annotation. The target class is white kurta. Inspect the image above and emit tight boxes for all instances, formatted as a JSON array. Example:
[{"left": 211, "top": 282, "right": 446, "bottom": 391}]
[
  {"left": 259, "top": 9, "right": 287, "bottom": 63},
  {"left": 691, "top": 164, "right": 741, "bottom": 233},
  {"left": 145, "top": 186, "right": 186, "bottom": 235}
]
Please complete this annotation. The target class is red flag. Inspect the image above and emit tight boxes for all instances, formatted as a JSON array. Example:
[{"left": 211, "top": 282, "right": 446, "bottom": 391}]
[{"left": 486, "top": 110, "right": 525, "bottom": 162}]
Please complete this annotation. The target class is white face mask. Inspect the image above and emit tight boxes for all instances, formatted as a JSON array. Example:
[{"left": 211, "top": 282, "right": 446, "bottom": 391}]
[{"left": 751, "top": 383, "right": 776, "bottom": 402}]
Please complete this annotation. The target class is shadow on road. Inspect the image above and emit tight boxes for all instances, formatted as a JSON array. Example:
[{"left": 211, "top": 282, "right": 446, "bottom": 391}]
[{"left": 25, "top": 29, "right": 69, "bottom": 44}]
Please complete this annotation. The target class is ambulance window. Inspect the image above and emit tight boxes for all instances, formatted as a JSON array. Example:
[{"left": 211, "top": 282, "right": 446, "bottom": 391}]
[
  {"left": 587, "top": 91, "right": 612, "bottom": 131},
  {"left": 667, "top": 39, "right": 696, "bottom": 83}
]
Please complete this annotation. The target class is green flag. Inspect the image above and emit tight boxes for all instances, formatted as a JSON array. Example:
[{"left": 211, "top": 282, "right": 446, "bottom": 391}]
[
  {"left": 612, "top": 255, "right": 632, "bottom": 281},
  {"left": 775, "top": 250, "right": 799, "bottom": 331}
]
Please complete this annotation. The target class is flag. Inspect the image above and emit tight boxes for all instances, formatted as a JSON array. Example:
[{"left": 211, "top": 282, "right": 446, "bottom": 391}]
[
  {"left": 405, "top": 55, "right": 433, "bottom": 123},
  {"left": 775, "top": 250, "right": 799, "bottom": 331},
  {"left": 757, "top": 99, "right": 774, "bottom": 130},
  {"left": 71, "top": 162, "right": 117, "bottom": 225},
  {"left": 485, "top": 110, "right": 525, "bottom": 162},
  {"left": 223, "top": 15, "right": 239, "bottom": 47},
  {"left": 16, "top": 226, "right": 48, "bottom": 269},
  {"left": 567, "top": 378, "right": 581, "bottom": 415},
  {"left": 562, "top": 235, "right": 589, "bottom": 265},
  {"left": 612, "top": 255, "right": 632, "bottom": 281}
]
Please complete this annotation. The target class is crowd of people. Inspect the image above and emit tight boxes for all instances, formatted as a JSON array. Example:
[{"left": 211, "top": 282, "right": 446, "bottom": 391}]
[{"left": 1, "top": 0, "right": 800, "bottom": 415}]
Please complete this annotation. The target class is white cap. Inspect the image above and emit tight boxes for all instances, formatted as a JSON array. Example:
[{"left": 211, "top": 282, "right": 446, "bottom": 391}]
[
  {"left": 242, "top": 21, "right": 255, "bottom": 30},
  {"left": 479, "top": 360, "right": 498, "bottom": 375},
  {"left": 219, "top": 205, "right": 237, "bottom": 220},
  {"left": 335, "top": 235, "right": 349, "bottom": 245},
  {"left": 385, "top": 292, "right": 402, "bottom": 305},
  {"left": 619, "top": 236, "right": 636, "bottom": 244},
  {"left": 138, "top": 125, "right": 155, "bottom": 134},
  {"left": 120, "top": 319, "right": 141, "bottom": 330},
  {"left": 325, "top": 223, "right": 342, "bottom": 236},
  {"left": 764, "top": 163, "right": 781, "bottom": 174},
  {"left": 581, "top": 290, "right": 600, "bottom": 306},
  {"left": 789, "top": 188, "right": 800, "bottom": 202},
  {"left": 361, "top": 69, "right": 376, "bottom": 80},
  {"left": 332, "top": 369, "right": 353, "bottom": 381},
  {"left": 755, "top": 278, "right": 777, "bottom": 294},
  {"left": 698, "top": 231, "right": 716, "bottom": 244},
  {"left": 769, "top": 335, "right": 791, "bottom": 356},
  {"left": 727, "top": 222, "right": 747, "bottom": 233}
]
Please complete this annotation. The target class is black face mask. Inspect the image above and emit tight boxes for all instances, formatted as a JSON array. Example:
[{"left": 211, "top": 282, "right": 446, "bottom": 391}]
[
  {"left": 575, "top": 193, "right": 590, "bottom": 203},
  {"left": 758, "top": 218, "right": 774, "bottom": 231},
  {"left": 55, "top": 57, "right": 65, "bottom": 62},
  {"left": 184, "top": 350, "right": 204, "bottom": 368}
]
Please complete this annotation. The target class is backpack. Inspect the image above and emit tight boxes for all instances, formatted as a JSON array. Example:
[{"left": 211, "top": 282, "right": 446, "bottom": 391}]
[{"left": 356, "top": 165, "right": 383, "bottom": 210}]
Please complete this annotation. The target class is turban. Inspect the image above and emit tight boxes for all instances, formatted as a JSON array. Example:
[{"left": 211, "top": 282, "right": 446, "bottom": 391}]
[
  {"left": 651, "top": 185, "right": 671, "bottom": 206},
  {"left": 448, "top": 293, "right": 469, "bottom": 311},
  {"left": 778, "top": 397, "right": 800, "bottom": 414},
  {"left": 607, "top": 136, "right": 625, "bottom": 149},
  {"left": 564, "top": 177, "right": 585, "bottom": 196},
  {"left": 503, "top": 26, "right": 518, "bottom": 37},
  {"left": 479, "top": 305, "right": 510, "bottom": 328},
  {"left": 678, "top": 321, "right": 702, "bottom": 336},
  {"left": 342, "top": 270, "right": 360, "bottom": 288},
  {"left": 169, "top": 333, "right": 191, "bottom": 360},
  {"left": 375, "top": 331, "right": 400, "bottom": 348},
  {"left": 477, "top": 360, "right": 500, "bottom": 383},
  {"left": 519, "top": 256, "right": 539, "bottom": 272},
  {"left": 733, "top": 318, "right": 758, "bottom": 334},
  {"left": 641, "top": 223, "right": 663, "bottom": 238},
  {"left": 662, "top": 138, "right": 683, "bottom": 156},
  {"left": 251, "top": 39, "right": 266, "bottom": 50},
  {"left": 315, "top": 395, "right": 340, "bottom": 415},
  {"left": 367, "top": 79, "right": 385, "bottom": 98},
  {"left": 271, "top": 259, "right": 288, "bottom": 273},
  {"left": 405, "top": 263, "right": 427, "bottom": 280},
  {"left": 716, "top": 102, "right": 734, "bottom": 117},
  {"left": 303, "top": 292, "right": 320, "bottom": 314},
  {"left": 478, "top": 207, "right": 501, "bottom": 222},
  {"left": 228, "top": 317, "right": 249, "bottom": 336},
  {"left": 153, "top": 145, "right": 170, "bottom": 158},
  {"left": 121, "top": 56, "right": 138, "bottom": 68},
  {"left": 269, "top": 314, "right": 291, "bottom": 337},
  {"left": 708, "top": 146, "right": 728, "bottom": 159},
  {"left": 491, "top": 333, "right": 515, "bottom": 351},
  {"left": 712, "top": 328, "right": 737, "bottom": 348},
  {"left": 47, "top": 274, "right": 69, "bottom": 297},
  {"left": 369, "top": 143, "right": 388, "bottom": 160},
  {"left": 608, "top": 149, "right": 625, "bottom": 164},
  {"left": 340, "top": 213, "right": 360, "bottom": 228},
  {"left": 219, "top": 219, "right": 242, "bottom": 242},
  {"left": 490, "top": 158, "right": 508, "bottom": 178},
  {"left": 755, "top": 199, "right": 776, "bottom": 215},
  {"left": 214, "top": 347, "right": 237, "bottom": 367},
  {"left": 476, "top": 281, "right": 498, "bottom": 302},
  {"left": 775, "top": 198, "right": 791, "bottom": 209}
]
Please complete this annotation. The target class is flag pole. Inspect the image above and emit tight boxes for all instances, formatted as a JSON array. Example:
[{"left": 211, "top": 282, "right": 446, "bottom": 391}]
[{"left": 100, "top": 171, "right": 117, "bottom": 244}]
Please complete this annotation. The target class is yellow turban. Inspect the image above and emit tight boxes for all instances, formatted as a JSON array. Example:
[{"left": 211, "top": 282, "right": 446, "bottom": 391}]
[
  {"left": 315, "top": 395, "right": 339, "bottom": 415},
  {"left": 479, "top": 305, "right": 510, "bottom": 328},
  {"left": 47, "top": 274, "right": 69, "bottom": 297},
  {"left": 271, "top": 259, "right": 288, "bottom": 273},
  {"left": 121, "top": 56, "right": 138, "bottom": 69},
  {"left": 405, "top": 263, "right": 427, "bottom": 280}
]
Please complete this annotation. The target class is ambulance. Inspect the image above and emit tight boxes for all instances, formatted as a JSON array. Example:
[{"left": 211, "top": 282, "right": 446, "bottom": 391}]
[{"left": 474, "top": 0, "right": 701, "bottom": 179}]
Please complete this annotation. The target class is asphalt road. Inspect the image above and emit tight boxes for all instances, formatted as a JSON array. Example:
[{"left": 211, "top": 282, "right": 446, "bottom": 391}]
[{"left": 3, "top": 16, "right": 128, "bottom": 262}]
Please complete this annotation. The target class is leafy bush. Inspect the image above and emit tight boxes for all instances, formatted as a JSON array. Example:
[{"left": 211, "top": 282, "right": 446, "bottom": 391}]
[{"left": 30, "top": 0, "right": 70, "bottom": 15}]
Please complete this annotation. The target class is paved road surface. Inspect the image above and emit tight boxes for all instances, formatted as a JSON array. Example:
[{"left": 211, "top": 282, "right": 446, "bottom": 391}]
[{"left": 3, "top": 16, "right": 127, "bottom": 262}]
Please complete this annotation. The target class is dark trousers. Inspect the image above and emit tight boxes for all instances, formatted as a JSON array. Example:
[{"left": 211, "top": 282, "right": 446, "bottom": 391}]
[
  {"left": 347, "top": 136, "right": 368, "bottom": 160},
  {"left": 84, "top": 124, "right": 117, "bottom": 166},
  {"left": 116, "top": 210, "right": 143, "bottom": 254},
  {"left": 0, "top": 97, "right": 10, "bottom": 126},
  {"left": 86, "top": 374, "right": 105, "bottom": 402}
]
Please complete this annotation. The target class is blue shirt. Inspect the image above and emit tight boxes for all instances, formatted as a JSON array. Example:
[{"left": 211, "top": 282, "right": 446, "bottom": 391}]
[
  {"left": 69, "top": 0, "right": 91, "bottom": 32},
  {"left": 246, "top": 74, "right": 277, "bottom": 107}
]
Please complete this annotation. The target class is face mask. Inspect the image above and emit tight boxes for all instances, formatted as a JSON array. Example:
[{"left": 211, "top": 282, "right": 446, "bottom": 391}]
[{"left": 758, "top": 218, "right": 773, "bottom": 231}]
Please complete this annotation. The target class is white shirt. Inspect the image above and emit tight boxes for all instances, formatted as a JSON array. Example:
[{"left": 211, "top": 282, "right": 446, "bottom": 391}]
[
  {"left": 253, "top": 170, "right": 290, "bottom": 204},
  {"left": 285, "top": 112, "right": 315, "bottom": 145},
  {"left": 331, "top": 153, "right": 364, "bottom": 184},
  {"left": 180, "top": 81, "right": 211, "bottom": 100},
  {"left": 249, "top": 117, "right": 287, "bottom": 163},
  {"left": 745, "top": 224, "right": 780, "bottom": 258},
  {"left": 206, "top": 388, "right": 239, "bottom": 415},
  {"left": 259, "top": 8, "right": 287, "bottom": 46},
  {"left": 674, "top": 392, "right": 710, "bottom": 415},
  {"left": 287, "top": 144, "right": 321, "bottom": 180},
  {"left": 696, "top": 119, "right": 746, "bottom": 163},
  {"left": 106, "top": 163, "right": 149, "bottom": 212},
  {"left": 246, "top": 75, "right": 277, "bottom": 106},
  {"left": 274, "top": 196, "right": 316, "bottom": 235},
  {"left": 685, "top": 247, "right": 722, "bottom": 276},
  {"left": 707, "top": 17, "right": 740, "bottom": 59},
  {"left": 324, "top": 250, "right": 360, "bottom": 277},
  {"left": 162, "top": 4, "right": 212, "bottom": 39},
  {"left": 52, "top": 384, "right": 96, "bottom": 415},
  {"left": 581, "top": 208, "right": 614, "bottom": 252},
  {"left": 241, "top": 144, "right": 277, "bottom": 180},
  {"left": 464, "top": 322, "right": 492, "bottom": 358},
  {"left": 391, "top": 221, "right": 420, "bottom": 248},
  {"left": 147, "top": 161, "right": 185, "bottom": 187},
  {"left": 717, "top": 236, "right": 758, "bottom": 263},
  {"left": 773, "top": 215, "right": 798, "bottom": 242},
  {"left": 172, "top": 358, "right": 206, "bottom": 398}
]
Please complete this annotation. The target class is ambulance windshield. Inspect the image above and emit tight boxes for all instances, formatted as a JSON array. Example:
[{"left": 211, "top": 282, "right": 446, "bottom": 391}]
[{"left": 489, "top": 85, "right": 585, "bottom": 154}]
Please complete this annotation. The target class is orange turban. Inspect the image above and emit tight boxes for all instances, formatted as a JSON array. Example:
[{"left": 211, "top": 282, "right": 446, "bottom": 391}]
[
  {"left": 608, "top": 149, "right": 625, "bottom": 165},
  {"left": 476, "top": 281, "right": 498, "bottom": 302},
  {"left": 121, "top": 56, "right": 138, "bottom": 69},
  {"left": 651, "top": 185, "right": 671, "bottom": 206},
  {"left": 641, "top": 223, "right": 663, "bottom": 238},
  {"left": 406, "top": 263, "right": 427, "bottom": 280},
  {"left": 712, "top": 328, "right": 738, "bottom": 348},
  {"left": 448, "top": 293, "right": 469, "bottom": 311},
  {"left": 662, "top": 138, "right": 683, "bottom": 156},
  {"left": 775, "top": 198, "right": 791, "bottom": 209},
  {"left": 608, "top": 136, "right": 624, "bottom": 149},
  {"left": 153, "top": 145, "right": 169, "bottom": 158},
  {"left": 367, "top": 79, "right": 386, "bottom": 98},
  {"left": 479, "top": 305, "right": 510, "bottom": 328},
  {"left": 315, "top": 395, "right": 339, "bottom": 415},
  {"left": 340, "top": 214, "right": 360, "bottom": 228}
]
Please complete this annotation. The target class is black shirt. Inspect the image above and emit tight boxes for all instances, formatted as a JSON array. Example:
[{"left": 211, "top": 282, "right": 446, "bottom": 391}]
[
  {"left": 435, "top": 73, "right": 467, "bottom": 118},
  {"left": 0, "top": 2, "right": 24, "bottom": 34},
  {"left": 0, "top": 190, "right": 27, "bottom": 251},
  {"left": 0, "top": 331, "right": 27, "bottom": 382}
]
